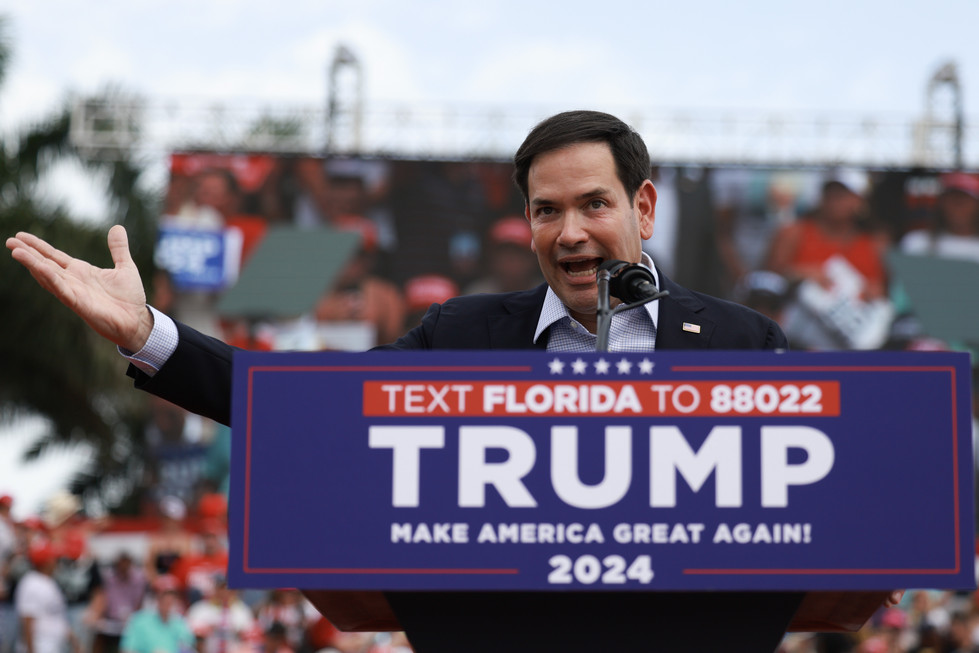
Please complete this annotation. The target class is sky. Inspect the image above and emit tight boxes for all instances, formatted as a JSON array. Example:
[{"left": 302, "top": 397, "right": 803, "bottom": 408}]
[
  {"left": 3, "top": 0, "right": 978, "bottom": 133},
  {"left": 2, "top": 0, "right": 978, "bottom": 516}
]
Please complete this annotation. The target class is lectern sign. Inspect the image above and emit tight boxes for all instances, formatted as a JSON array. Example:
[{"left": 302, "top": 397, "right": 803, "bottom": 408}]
[{"left": 228, "top": 350, "right": 975, "bottom": 591}]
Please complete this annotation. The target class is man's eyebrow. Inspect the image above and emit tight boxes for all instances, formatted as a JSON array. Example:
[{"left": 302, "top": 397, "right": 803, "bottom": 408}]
[
  {"left": 575, "top": 188, "right": 610, "bottom": 201},
  {"left": 529, "top": 188, "right": 610, "bottom": 207}
]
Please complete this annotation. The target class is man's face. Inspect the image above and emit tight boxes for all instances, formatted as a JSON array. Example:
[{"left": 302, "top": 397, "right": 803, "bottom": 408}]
[
  {"left": 157, "top": 591, "right": 178, "bottom": 617},
  {"left": 202, "top": 532, "right": 223, "bottom": 555},
  {"left": 525, "top": 141, "right": 655, "bottom": 330},
  {"left": 940, "top": 190, "right": 979, "bottom": 233},
  {"left": 194, "top": 173, "right": 235, "bottom": 216},
  {"left": 820, "top": 186, "right": 862, "bottom": 224}
]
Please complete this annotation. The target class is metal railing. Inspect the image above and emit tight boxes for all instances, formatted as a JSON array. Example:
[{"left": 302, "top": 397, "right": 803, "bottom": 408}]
[{"left": 70, "top": 96, "right": 978, "bottom": 170}]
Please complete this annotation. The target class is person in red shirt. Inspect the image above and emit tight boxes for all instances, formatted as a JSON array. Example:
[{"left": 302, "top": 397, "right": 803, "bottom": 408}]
[
  {"left": 767, "top": 179, "right": 888, "bottom": 300},
  {"left": 169, "top": 520, "right": 228, "bottom": 605}
]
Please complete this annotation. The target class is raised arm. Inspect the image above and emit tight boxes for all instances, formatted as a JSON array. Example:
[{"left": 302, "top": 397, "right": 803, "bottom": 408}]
[{"left": 6, "top": 225, "right": 153, "bottom": 352}]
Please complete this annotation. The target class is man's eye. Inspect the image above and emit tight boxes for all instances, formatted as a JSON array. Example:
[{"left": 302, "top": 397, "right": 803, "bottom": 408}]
[
  {"left": 588, "top": 199, "right": 606, "bottom": 209},
  {"left": 537, "top": 207, "right": 554, "bottom": 216}
]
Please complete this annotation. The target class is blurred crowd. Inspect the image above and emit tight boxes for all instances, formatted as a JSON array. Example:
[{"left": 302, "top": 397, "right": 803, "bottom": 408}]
[
  {"left": 5, "top": 155, "right": 979, "bottom": 652},
  {"left": 4, "top": 489, "right": 979, "bottom": 652},
  {"left": 780, "top": 594, "right": 979, "bottom": 653},
  {"left": 0, "top": 491, "right": 411, "bottom": 653},
  {"left": 709, "top": 169, "right": 979, "bottom": 355}
]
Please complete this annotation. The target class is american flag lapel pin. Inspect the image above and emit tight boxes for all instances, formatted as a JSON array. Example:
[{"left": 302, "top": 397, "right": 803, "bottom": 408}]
[{"left": 682, "top": 322, "right": 701, "bottom": 334}]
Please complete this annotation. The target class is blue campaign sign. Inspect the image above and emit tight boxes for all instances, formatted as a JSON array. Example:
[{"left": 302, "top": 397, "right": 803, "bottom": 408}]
[
  {"left": 155, "top": 226, "right": 237, "bottom": 291},
  {"left": 228, "top": 349, "right": 975, "bottom": 592}
]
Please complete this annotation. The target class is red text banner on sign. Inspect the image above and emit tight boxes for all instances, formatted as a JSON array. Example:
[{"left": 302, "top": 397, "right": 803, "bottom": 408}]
[{"left": 362, "top": 381, "right": 840, "bottom": 418}]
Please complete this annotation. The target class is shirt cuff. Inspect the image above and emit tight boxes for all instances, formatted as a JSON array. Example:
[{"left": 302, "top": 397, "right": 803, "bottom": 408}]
[{"left": 118, "top": 306, "right": 178, "bottom": 376}]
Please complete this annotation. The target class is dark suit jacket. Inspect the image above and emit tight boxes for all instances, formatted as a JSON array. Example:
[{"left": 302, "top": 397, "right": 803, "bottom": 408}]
[{"left": 129, "top": 272, "right": 786, "bottom": 426}]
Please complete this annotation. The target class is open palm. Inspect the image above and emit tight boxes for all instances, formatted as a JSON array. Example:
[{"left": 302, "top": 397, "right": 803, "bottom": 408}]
[{"left": 6, "top": 225, "right": 152, "bottom": 351}]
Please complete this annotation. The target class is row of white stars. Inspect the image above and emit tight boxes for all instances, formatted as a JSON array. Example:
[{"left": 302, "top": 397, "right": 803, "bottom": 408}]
[{"left": 548, "top": 357, "right": 655, "bottom": 375}]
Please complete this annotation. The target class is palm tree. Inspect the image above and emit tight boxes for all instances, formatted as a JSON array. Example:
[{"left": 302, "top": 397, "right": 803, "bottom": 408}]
[{"left": 0, "top": 16, "right": 160, "bottom": 514}]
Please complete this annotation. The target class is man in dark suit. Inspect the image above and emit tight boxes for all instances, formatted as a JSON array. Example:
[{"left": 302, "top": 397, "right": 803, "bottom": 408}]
[{"left": 6, "top": 110, "right": 897, "bottom": 652}]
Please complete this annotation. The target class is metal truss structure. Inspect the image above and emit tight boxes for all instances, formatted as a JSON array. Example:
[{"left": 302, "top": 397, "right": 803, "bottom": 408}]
[
  {"left": 69, "top": 57, "right": 974, "bottom": 171},
  {"left": 68, "top": 96, "right": 977, "bottom": 171}
]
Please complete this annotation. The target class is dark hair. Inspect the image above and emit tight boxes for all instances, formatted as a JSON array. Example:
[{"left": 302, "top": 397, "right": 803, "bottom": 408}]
[{"left": 512, "top": 110, "right": 651, "bottom": 206}]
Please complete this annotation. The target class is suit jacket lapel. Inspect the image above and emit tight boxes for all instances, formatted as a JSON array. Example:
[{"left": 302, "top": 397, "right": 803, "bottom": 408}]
[
  {"left": 488, "top": 284, "right": 549, "bottom": 350},
  {"left": 655, "top": 272, "right": 716, "bottom": 350}
]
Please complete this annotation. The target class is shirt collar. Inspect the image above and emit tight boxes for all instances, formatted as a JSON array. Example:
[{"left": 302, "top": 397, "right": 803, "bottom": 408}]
[{"left": 533, "top": 253, "right": 660, "bottom": 344}]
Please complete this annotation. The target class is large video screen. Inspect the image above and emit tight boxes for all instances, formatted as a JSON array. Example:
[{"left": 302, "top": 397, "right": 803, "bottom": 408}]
[{"left": 158, "top": 151, "right": 973, "bottom": 353}]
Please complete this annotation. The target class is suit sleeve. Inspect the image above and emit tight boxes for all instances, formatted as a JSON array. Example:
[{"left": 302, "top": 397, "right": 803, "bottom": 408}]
[
  {"left": 127, "top": 302, "right": 439, "bottom": 424},
  {"left": 126, "top": 321, "right": 238, "bottom": 426},
  {"left": 373, "top": 303, "right": 440, "bottom": 351},
  {"left": 766, "top": 318, "right": 789, "bottom": 350}
]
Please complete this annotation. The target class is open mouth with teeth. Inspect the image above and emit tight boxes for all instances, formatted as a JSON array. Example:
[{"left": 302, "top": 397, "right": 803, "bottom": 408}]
[{"left": 562, "top": 257, "right": 603, "bottom": 279}]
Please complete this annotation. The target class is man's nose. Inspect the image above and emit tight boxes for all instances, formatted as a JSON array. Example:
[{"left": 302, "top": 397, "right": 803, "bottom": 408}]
[{"left": 556, "top": 211, "right": 588, "bottom": 248}]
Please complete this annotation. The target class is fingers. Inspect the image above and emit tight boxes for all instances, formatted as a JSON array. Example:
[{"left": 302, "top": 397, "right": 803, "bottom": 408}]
[
  {"left": 106, "top": 225, "right": 133, "bottom": 269},
  {"left": 6, "top": 235, "right": 38, "bottom": 265},
  {"left": 7, "top": 235, "right": 57, "bottom": 278},
  {"left": 8, "top": 231, "right": 75, "bottom": 269},
  {"left": 7, "top": 232, "right": 82, "bottom": 305}
]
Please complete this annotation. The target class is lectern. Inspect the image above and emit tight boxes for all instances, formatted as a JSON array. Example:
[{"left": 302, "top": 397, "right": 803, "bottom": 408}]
[{"left": 229, "top": 350, "right": 974, "bottom": 652}]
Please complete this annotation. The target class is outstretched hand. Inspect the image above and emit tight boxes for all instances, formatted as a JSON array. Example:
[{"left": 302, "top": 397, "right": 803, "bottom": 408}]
[{"left": 6, "top": 225, "right": 154, "bottom": 352}]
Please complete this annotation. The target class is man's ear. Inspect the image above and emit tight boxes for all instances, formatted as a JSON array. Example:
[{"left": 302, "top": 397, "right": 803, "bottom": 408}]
[{"left": 636, "top": 179, "right": 657, "bottom": 240}]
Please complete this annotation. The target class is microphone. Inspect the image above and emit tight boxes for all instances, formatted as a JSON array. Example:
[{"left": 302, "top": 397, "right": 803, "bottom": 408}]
[
  {"left": 595, "top": 259, "right": 668, "bottom": 351},
  {"left": 598, "top": 260, "right": 663, "bottom": 303}
]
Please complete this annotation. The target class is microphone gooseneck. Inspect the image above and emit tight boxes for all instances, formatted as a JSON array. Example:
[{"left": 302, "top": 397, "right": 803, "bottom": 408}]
[{"left": 594, "top": 259, "right": 670, "bottom": 352}]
